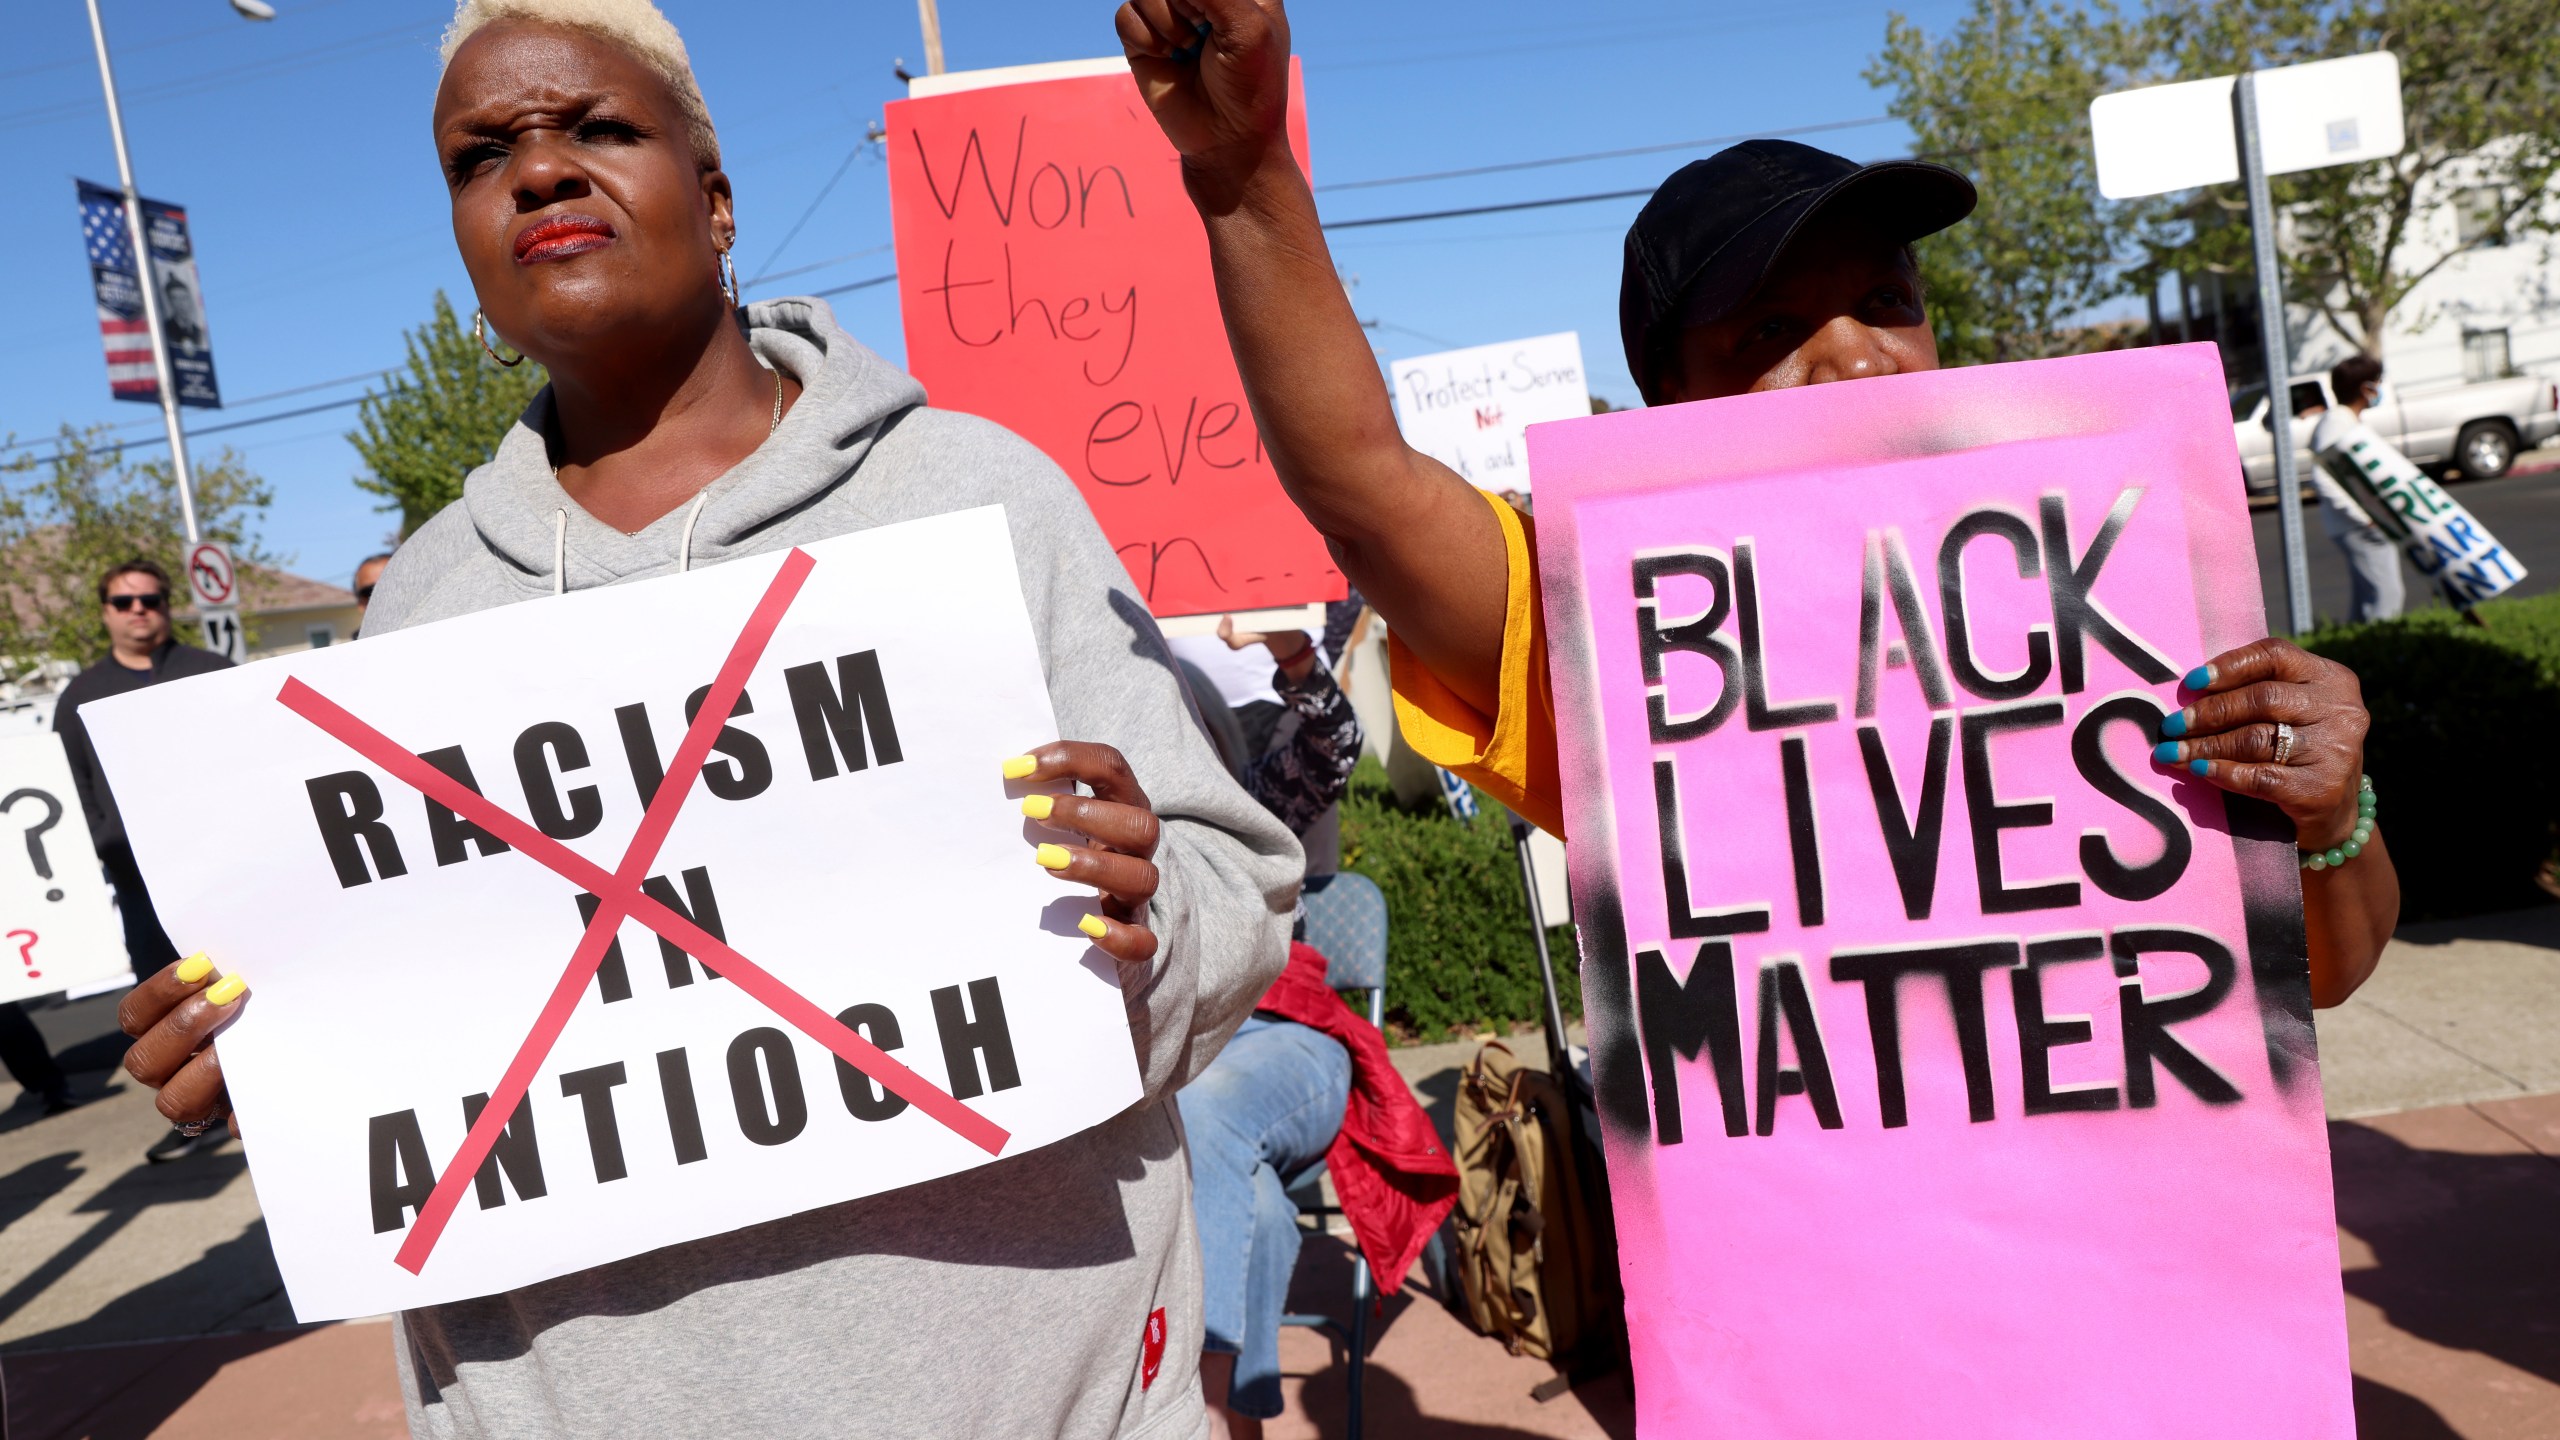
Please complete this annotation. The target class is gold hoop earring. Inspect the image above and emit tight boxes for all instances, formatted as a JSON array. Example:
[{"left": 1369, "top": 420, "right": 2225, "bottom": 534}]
[
  {"left": 472, "top": 308, "right": 525, "bottom": 369},
  {"left": 719, "top": 246, "right": 741, "bottom": 310}
]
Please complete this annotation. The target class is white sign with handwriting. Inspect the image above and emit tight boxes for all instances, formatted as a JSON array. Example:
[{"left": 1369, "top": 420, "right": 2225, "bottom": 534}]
[{"left": 1391, "top": 331, "right": 1592, "bottom": 493}]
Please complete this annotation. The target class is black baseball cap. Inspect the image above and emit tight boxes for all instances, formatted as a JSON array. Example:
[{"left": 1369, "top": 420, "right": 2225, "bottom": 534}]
[{"left": 1620, "top": 139, "right": 1977, "bottom": 403}]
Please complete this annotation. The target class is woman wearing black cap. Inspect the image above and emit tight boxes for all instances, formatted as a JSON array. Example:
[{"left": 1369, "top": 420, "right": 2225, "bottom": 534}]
[{"left": 1117, "top": 0, "right": 2396, "bottom": 1010}]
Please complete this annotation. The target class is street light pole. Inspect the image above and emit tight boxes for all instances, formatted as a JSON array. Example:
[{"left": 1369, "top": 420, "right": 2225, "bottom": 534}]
[
  {"left": 2233, "top": 70, "right": 2314, "bottom": 636},
  {"left": 83, "top": 0, "right": 199, "bottom": 547},
  {"left": 915, "top": 0, "right": 946, "bottom": 75}
]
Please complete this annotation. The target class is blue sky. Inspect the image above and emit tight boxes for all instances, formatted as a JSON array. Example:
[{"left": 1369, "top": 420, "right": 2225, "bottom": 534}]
[{"left": 0, "top": 0, "right": 1968, "bottom": 586}]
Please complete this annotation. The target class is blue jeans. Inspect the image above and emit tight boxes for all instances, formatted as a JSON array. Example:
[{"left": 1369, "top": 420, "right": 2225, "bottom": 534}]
[{"left": 1179, "top": 1015, "right": 1351, "bottom": 1419}]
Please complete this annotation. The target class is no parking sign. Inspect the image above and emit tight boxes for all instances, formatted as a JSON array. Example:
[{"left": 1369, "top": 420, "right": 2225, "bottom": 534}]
[{"left": 184, "top": 540, "right": 246, "bottom": 663}]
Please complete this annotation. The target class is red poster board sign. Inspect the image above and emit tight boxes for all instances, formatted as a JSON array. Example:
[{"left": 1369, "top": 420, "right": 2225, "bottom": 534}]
[{"left": 888, "top": 61, "right": 1343, "bottom": 620}]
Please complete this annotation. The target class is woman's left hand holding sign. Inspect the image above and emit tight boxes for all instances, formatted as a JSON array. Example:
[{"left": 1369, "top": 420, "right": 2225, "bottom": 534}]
[
  {"left": 119, "top": 954, "right": 249, "bottom": 1137},
  {"left": 2152, "top": 636, "right": 2398, "bottom": 1006},
  {"left": 1008, "top": 743, "right": 1163, "bottom": 970}
]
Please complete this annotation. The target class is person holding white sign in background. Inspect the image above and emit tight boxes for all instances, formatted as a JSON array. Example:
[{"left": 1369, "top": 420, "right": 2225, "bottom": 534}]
[
  {"left": 112, "top": 3, "right": 1300, "bottom": 1436},
  {"left": 2306, "top": 355, "right": 2407, "bottom": 623},
  {"left": 1118, "top": 0, "right": 2397, "bottom": 1009}
]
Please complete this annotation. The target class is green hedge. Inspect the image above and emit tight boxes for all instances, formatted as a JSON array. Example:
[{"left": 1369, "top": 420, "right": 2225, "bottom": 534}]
[
  {"left": 2301, "top": 589, "right": 2560, "bottom": 921},
  {"left": 1338, "top": 757, "right": 1579, "bottom": 1042}
]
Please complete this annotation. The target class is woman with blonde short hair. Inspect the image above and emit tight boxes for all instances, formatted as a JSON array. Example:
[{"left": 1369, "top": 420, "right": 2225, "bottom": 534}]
[{"left": 111, "top": 3, "right": 1301, "bottom": 1434}]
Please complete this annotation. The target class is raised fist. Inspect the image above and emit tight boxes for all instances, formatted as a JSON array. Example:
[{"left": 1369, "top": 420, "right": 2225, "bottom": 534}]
[{"left": 1114, "top": 0, "right": 1294, "bottom": 210}]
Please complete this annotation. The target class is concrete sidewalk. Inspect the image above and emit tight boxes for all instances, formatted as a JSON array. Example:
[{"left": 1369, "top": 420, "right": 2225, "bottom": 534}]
[{"left": 3, "top": 904, "right": 2556, "bottom": 1437}]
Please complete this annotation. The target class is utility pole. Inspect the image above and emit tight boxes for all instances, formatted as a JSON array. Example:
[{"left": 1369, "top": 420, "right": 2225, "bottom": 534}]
[
  {"left": 915, "top": 0, "right": 946, "bottom": 75},
  {"left": 2233, "top": 71, "right": 2315, "bottom": 636},
  {"left": 84, "top": 0, "right": 198, "bottom": 546}
]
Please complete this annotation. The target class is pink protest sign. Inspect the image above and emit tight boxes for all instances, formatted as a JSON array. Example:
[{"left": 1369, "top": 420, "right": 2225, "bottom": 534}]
[{"left": 1525, "top": 344, "right": 2351, "bottom": 1436}]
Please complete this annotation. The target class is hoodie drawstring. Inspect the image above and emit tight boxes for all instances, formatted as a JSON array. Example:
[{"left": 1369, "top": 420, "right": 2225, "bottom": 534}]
[
  {"left": 551, "top": 494, "right": 710, "bottom": 594},
  {"left": 678, "top": 491, "right": 710, "bottom": 574}
]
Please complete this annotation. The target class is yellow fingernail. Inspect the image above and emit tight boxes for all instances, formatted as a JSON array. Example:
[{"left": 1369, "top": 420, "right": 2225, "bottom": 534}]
[
  {"left": 1002, "top": 755, "right": 1038, "bottom": 780},
  {"left": 176, "top": 954, "right": 213, "bottom": 984},
  {"left": 1035, "top": 843, "right": 1073, "bottom": 870},
  {"left": 204, "top": 974, "right": 247, "bottom": 1006},
  {"left": 1078, "top": 913, "right": 1108, "bottom": 939},
  {"left": 1021, "top": 794, "right": 1055, "bottom": 821}
]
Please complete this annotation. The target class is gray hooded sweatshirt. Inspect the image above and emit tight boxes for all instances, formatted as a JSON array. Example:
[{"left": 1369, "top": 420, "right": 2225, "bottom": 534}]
[{"left": 362, "top": 298, "right": 1299, "bottom": 1440}]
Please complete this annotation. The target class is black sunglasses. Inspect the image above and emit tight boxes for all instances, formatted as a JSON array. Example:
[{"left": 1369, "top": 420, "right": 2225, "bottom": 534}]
[
  {"left": 107, "top": 592, "right": 170, "bottom": 613},
  {"left": 355, "top": 584, "right": 377, "bottom": 604}
]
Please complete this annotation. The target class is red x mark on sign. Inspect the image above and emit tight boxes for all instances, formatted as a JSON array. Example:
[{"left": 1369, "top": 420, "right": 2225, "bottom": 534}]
[{"left": 275, "top": 548, "right": 1008, "bottom": 1276}]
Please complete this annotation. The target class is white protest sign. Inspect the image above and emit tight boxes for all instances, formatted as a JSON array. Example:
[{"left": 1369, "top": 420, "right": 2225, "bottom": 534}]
[
  {"left": 2317, "top": 423, "right": 2528, "bottom": 606},
  {"left": 2091, "top": 51, "right": 2404, "bottom": 200},
  {"left": 81, "top": 507, "right": 1144, "bottom": 1320},
  {"left": 1390, "top": 332, "right": 1591, "bottom": 492},
  {"left": 0, "top": 732, "right": 130, "bottom": 1004}
]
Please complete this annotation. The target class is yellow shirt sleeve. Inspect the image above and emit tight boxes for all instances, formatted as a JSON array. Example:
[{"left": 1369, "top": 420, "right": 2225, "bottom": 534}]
[{"left": 1386, "top": 489, "right": 1567, "bottom": 839}]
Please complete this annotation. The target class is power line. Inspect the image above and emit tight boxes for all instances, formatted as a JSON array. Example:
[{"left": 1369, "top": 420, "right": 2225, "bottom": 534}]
[
  {"left": 0, "top": 0, "right": 348, "bottom": 85},
  {"left": 808, "top": 273, "right": 898, "bottom": 300},
  {"left": 745, "top": 242, "right": 894, "bottom": 292},
  {"left": 10, "top": 393, "right": 373, "bottom": 469},
  {"left": 1321, "top": 144, "right": 1991, "bottom": 231},
  {"left": 1320, "top": 2, "right": 1885, "bottom": 75},
  {"left": 224, "top": 366, "right": 398, "bottom": 409},
  {"left": 1316, "top": 116, "right": 1896, "bottom": 193},
  {"left": 0, "top": 20, "right": 433, "bottom": 134},
  {"left": 1322, "top": 187, "right": 1656, "bottom": 231},
  {"left": 746, "top": 144, "right": 873, "bottom": 286},
  {"left": 1, "top": 367, "right": 395, "bottom": 458}
]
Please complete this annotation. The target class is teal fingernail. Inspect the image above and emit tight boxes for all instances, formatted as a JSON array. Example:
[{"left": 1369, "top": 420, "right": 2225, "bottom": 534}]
[
  {"left": 2152, "top": 742, "right": 2180, "bottom": 763},
  {"left": 2189, "top": 758, "right": 2211, "bottom": 776},
  {"left": 2184, "top": 663, "right": 2214, "bottom": 689},
  {"left": 2160, "top": 710, "right": 2188, "bottom": 738}
]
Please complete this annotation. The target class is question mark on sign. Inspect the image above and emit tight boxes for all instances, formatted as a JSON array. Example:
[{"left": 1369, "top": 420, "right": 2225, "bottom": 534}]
[
  {"left": 8, "top": 930, "right": 37, "bottom": 981},
  {"left": 2, "top": 788, "right": 67, "bottom": 901}
]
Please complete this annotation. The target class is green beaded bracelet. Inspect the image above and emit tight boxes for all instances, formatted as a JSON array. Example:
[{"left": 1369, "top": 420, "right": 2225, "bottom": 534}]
[{"left": 2302, "top": 775, "right": 2377, "bottom": 871}]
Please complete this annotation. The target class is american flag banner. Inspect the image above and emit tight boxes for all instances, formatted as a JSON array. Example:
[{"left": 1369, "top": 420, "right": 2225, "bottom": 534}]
[{"left": 77, "top": 179, "right": 221, "bottom": 409}]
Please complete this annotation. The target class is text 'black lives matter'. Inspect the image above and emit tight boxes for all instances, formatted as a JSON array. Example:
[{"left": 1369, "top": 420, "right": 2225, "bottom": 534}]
[{"left": 1622, "top": 487, "right": 2248, "bottom": 1147}]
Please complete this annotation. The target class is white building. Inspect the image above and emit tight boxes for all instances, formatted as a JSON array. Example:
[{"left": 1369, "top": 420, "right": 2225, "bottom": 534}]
[
  {"left": 2288, "top": 141, "right": 2560, "bottom": 393},
  {"left": 2155, "top": 141, "right": 2558, "bottom": 402}
]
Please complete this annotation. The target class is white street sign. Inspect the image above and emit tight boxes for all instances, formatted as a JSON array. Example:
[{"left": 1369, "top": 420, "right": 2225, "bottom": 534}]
[
  {"left": 0, "top": 732, "right": 131, "bottom": 1004},
  {"left": 80, "top": 507, "right": 1144, "bottom": 1320},
  {"left": 1390, "top": 332, "right": 1591, "bottom": 493},
  {"left": 2090, "top": 51, "right": 2404, "bottom": 200},
  {"left": 199, "top": 606, "right": 246, "bottom": 664}
]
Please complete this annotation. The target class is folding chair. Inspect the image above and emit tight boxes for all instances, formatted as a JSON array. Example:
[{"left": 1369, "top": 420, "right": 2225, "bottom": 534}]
[{"left": 1280, "top": 870, "right": 1390, "bottom": 1440}]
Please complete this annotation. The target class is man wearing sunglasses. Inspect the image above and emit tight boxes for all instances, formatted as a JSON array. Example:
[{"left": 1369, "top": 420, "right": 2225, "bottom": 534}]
[{"left": 53, "top": 561, "right": 235, "bottom": 1156}]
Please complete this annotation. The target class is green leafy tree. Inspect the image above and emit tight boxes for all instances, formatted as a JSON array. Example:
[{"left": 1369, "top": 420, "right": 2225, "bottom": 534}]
[
  {"left": 2143, "top": 0, "right": 2560, "bottom": 356},
  {"left": 0, "top": 427, "right": 276, "bottom": 666},
  {"left": 350, "top": 291, "right": 547, "bottom": 537},
  {"left": 1871, "top": 0, "right": 2560, "bottom": 363},
  {"left": 1868, "top": 0, "right": 2150, "bottom": 364}
]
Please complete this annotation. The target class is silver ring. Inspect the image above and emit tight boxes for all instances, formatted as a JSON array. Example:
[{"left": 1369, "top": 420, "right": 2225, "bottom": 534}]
[
  {"left": 171, "top": 1117, "right": 219, "bottom": 1139},
  {"left": 2272, "top": 721, "right": 2296, "bottom": 765}
]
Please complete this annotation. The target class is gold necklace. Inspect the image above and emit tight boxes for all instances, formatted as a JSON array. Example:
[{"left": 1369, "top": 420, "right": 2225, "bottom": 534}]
[{"left": 606, "top": 367, "right": 786, "bottom": 537}]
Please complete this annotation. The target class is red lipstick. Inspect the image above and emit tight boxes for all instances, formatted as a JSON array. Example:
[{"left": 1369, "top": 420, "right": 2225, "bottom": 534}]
[{"left": 514, "top": 213, "right": 616, "bottom": 264}]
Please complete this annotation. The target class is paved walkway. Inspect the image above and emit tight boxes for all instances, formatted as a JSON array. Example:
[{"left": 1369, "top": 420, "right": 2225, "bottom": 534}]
[{"left": 4, "top": 905, "right": 2556, "bottom": 1437}]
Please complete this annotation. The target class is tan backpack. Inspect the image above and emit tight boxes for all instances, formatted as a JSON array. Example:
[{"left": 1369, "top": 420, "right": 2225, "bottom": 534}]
[{"left": 1451, "top": 1040, "right": 1624, "bottom": 1394}]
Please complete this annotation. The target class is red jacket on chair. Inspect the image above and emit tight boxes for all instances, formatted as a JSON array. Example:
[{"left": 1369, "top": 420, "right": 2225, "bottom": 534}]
[{"left": 1254, "top": 942, "right": 1460, "bottom": 1294}]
